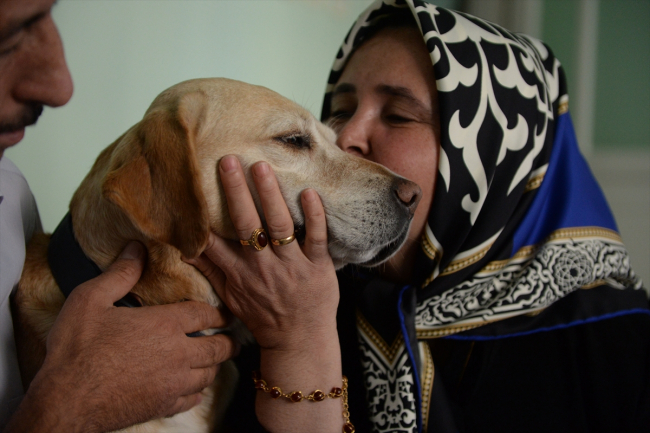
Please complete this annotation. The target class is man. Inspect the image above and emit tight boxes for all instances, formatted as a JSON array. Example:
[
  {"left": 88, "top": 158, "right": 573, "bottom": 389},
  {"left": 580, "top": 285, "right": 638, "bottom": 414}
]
[{"left": 0, "top": 0, "right": 235, "bottom": 431}]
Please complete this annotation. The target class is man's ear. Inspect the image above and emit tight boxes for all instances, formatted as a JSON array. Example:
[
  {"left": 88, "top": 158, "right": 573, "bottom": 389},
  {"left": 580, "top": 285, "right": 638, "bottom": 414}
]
[{"left": 102, "top": 91, "right": 210, "bottom": 259}]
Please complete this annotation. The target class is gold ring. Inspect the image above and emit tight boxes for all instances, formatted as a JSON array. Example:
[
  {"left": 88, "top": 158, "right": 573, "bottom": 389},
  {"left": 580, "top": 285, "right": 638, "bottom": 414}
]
[
  {"left": 240, "top": 228, "right": 268, "bottom": 251},
  {"left": 271, "top": 233, "right": 296, "bottom": 246}
]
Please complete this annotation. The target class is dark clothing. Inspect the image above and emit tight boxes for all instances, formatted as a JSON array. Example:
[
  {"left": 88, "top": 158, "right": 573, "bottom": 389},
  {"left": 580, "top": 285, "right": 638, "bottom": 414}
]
[
  {"left": 222, "top": 281, "right": 650, "bottom": 432},
  {"left": 426, "top": 312, "right": 650, "bottom": 433}
]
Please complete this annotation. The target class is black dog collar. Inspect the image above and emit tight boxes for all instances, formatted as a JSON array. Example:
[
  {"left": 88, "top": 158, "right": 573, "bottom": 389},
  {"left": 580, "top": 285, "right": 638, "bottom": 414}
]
[
  {"left": 48, "top": 213, "right": 206, "bottom": 337},
  {"left": 48, "top": 212, "right": 141, "bottom": 308}
]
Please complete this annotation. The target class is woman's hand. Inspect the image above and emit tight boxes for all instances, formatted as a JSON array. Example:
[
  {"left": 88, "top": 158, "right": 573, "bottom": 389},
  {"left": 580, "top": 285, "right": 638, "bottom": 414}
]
[
  {"left": 187, "top": 155, "right": 340, "bottom": 352},
  {"left": 186, "top": 155, "right": 344, "bottom": 433}
]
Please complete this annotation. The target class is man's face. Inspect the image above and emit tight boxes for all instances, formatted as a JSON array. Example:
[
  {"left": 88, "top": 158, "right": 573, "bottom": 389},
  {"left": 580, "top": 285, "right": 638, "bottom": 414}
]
[{"left": 0, "top": 0, "right": 72, "bottom": 156}]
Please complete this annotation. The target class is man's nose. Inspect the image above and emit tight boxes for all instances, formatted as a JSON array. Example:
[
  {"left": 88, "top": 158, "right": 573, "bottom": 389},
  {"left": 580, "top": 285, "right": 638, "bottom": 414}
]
[{"left": 14, "top": 15, "right": 73, "bottom": 108}]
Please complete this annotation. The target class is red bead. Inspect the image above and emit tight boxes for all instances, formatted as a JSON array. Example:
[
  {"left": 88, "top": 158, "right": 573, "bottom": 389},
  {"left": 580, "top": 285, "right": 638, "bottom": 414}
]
[
  {"left": 254, "top": 380, "right": 266, "bottom": 390},
  {"left": 257, "top": 231, "right": 268, "bottom": 247},
  {"left": 331, "top": 387, "right": 343, "bottom": 397},
  {"left": 343, "top": 422, "right": 355, "bottom": 433},
  {"left": 313, "top": 390, "right": 325, "bottom": 401},
  {"left": 290, "top": 391, "right": 303, "bottom": 402},
  {"left": 270, "top": 387, "right": 282, "bottom": 399}
]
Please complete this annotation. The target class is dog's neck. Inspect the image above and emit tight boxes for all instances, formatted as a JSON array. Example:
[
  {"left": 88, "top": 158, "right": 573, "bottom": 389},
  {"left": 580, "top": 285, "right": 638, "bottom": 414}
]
[
  {"left": 48, "top": 212, "right": 142, "bottom": 307},
  {"left": 65, "top": 149, "right": 220, "bottom": 308}
]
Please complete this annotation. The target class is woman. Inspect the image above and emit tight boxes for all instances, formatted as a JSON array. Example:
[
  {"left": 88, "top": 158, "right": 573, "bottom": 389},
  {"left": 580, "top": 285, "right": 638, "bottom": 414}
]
[{"left": 190, "top": 1, "right": 649, "bottom": 432}]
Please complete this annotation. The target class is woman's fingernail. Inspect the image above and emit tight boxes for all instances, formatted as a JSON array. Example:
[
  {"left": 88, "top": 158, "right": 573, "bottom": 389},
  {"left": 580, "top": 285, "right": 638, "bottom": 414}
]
[
  {"left": 254, "top": 162, "right": 269, "bottom": 176},
  {"left": 220, "top": 156, "right": 238, "bottom": 173},
  {"left": 303, "top": 188, "right": 318, "bottom": 202},
  {"left": 120, "top": 241, "right": 144, "bottom": 260}
]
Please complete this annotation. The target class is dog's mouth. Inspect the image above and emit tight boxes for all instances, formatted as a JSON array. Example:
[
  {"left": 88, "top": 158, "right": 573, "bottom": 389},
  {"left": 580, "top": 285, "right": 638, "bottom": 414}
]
[
  {"left": 290, "top": 218, "right": 411, "bottom": 270},
  {"left": 356, "top": 222, "right": 410, "bottom": 268},
  {"left": 326, "top": 220, "right": 411, "bottom": 270}
]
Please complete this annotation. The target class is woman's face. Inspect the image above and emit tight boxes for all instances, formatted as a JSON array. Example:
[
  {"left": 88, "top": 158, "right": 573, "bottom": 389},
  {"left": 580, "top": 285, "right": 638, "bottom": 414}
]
[{"left": 327, "top": 26, "right": 440, "bottom": 282}]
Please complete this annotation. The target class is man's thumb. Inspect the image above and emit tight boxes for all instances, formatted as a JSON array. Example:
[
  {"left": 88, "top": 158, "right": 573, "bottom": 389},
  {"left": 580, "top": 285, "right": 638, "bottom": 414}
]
[
  {"left": 119, "top": 241, "right": 145, "bottom": 261},
  {"left": 95, "top": 241, "right": 146, "bottom": 304}
]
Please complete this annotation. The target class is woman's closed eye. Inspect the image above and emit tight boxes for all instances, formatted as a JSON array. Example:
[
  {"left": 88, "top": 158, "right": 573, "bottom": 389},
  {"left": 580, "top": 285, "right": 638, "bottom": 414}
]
[
  {"left": 383, "top": 102, "right": 432, "bottom": 126},
  {"left": 384, "top": 113, "right": 414, "bottom": 124},
  {"left": 327, "top": 110, "right": 353, "bottom": 131}
]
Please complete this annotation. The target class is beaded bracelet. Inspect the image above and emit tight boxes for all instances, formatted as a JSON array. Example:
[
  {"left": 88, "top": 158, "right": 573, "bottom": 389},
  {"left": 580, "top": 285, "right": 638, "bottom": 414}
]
[{"left": 252, "top": 371, "right": 355, "bottom": 433}]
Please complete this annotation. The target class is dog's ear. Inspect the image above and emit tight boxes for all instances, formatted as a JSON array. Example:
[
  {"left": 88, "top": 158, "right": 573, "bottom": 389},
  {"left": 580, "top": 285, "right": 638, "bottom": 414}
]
[{"left": 102, "top": 91, "right": 210, "bottom": 259}]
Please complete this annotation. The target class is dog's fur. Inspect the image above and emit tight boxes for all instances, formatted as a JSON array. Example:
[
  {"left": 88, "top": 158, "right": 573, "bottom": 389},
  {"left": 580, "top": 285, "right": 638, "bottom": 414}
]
[{"left": 12, "top": 78, "right": 420, "bottom": 432}]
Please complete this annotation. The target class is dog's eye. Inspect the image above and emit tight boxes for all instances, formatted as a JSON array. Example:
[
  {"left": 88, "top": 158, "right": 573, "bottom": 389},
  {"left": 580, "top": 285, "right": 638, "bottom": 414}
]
[{"left": 276, "top": 134, "right": 312, "bottom": 149}]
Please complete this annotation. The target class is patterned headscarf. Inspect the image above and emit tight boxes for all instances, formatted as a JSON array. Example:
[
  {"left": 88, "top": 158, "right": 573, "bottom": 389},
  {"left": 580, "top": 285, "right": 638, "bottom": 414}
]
[{"left": 323, "top": 1, "right": 645, "bottom": 432}]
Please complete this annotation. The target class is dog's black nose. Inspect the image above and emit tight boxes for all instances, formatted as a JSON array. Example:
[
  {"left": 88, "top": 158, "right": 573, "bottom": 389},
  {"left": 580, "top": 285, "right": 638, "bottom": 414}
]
[{"left": 393, "top": 178, "right": 422, "bottom": 217}]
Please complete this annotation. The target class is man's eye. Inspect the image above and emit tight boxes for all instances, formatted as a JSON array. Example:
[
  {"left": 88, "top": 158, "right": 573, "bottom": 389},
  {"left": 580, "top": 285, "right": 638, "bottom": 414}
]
[
  {"left": 0, "top": 44, "right": 19, "bottom": 57},
  {"left": 0, "top": 35, "right": 23, "bottom": 57},
  {"left": 275, "top": 134, "right": 312, "bottom": 149}
]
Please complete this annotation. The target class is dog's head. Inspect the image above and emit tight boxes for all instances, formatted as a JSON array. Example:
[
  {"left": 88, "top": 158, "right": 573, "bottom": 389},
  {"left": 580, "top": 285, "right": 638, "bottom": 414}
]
[{"left": 97, "top": 78, "right": 421, "bottom": 269}]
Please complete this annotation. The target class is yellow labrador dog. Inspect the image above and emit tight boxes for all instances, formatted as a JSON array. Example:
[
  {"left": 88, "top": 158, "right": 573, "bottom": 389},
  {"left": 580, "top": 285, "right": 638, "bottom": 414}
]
[{"left": 13, "top": 78, "right": 421, "bottom": 432}]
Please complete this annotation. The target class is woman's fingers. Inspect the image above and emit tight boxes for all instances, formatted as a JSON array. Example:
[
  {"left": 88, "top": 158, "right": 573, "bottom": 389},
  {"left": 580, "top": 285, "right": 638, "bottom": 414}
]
[
  {"left": 301, "top": 188, "right": 330, "bottom": 262},
  {"left": 219, "top": 156, "right": 264, "bottom": 243},
  {"left": 183, "top": 234, "right": 232, "bottom": 300},
  {"left": 251, "top": 162, "right": 299, "bottom": 255},
  {"left": 218, "top": 156, "right": 328, "bottom": 264}
]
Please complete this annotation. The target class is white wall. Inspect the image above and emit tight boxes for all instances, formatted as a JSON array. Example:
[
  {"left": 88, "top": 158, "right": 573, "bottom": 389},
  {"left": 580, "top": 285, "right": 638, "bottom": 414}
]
[{"left": 7, "top": 0, "right": 370, "bottom": 231}]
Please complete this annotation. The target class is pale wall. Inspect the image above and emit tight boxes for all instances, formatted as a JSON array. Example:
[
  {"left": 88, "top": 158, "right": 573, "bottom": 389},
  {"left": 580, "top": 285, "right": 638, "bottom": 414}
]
[
  {"left": 7, "top": 0, "right": 371, "bottom": 231},
  {"left": 7, "top": 0, "right": 648, "bottom": 284}
]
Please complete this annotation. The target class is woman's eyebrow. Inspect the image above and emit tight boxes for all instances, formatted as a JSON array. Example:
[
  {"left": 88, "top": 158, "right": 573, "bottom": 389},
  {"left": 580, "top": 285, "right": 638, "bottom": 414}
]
[
  {"left": 376, "top": 84, "right": 428, "bottom": 110},
  {"left": 331, "top": 83, "right": 356, "bottom": 97}
]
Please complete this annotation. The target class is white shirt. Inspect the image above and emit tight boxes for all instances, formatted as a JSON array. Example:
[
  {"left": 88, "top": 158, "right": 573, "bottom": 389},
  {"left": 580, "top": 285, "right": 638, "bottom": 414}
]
[{"left": 0, "top": 156, "right": 41, "bottom": 426}]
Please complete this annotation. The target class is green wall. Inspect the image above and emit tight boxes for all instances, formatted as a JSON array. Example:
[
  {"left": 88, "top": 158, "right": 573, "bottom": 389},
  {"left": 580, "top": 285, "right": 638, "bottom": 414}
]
[
  {"left": 543, "top": 0, "right": 650, "bottom": 149},
  {"left": 541, "top": 0, "right": 578, "bottom": 106},
  {"left": 593, "top": 0, "right": 650, "bottom": 149}
]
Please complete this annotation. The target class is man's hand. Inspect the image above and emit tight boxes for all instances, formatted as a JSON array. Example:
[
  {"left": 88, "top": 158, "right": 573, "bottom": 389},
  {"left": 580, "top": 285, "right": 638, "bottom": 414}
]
[{"left": 5, "top": 241, "right": 236, "bottom": 433}]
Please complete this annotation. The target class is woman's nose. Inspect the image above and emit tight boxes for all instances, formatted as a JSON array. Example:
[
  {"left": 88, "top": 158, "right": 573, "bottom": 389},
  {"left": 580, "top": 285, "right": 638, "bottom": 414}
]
[{"left": 336, "top": 114, "right": 371, "bottom": 157}]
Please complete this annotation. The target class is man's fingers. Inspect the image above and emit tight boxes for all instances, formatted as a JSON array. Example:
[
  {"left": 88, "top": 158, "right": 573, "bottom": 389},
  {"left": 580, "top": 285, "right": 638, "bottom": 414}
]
[
  {"left": 164, "top": 393, "right": 203, "bottom": 418},
  {"left": 184, "top": 365, "right": 220, "bottom": 396},
  {"left": 165, "top": 300, "right": 231, "bottom": 334},
  {"left": 74, "top": 241, "right": 145, "bottom": 306},
  {"left": 301, "top": 189, "right": 330, "bottom": 261},
  {"left": 219, "top": 155, "right": 264, "bottom": 242},
  {"left": 188, "top": 334, "right": 237, "bottom": 369}
]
